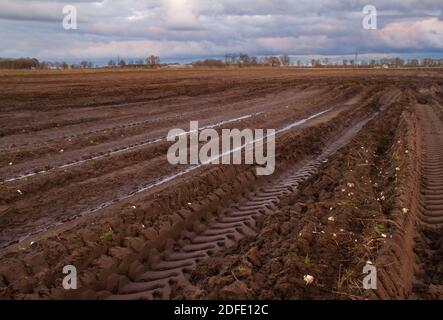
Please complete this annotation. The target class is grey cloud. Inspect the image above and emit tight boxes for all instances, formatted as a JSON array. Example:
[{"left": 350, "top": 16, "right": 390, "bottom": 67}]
[{"left": 0, "top": 0, "right": 442, "bottom": 61}]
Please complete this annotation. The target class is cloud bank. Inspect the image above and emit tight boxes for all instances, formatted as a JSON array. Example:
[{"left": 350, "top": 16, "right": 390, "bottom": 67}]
[{"left": 0, "top": 0, "right": 442, "bottom": 62}]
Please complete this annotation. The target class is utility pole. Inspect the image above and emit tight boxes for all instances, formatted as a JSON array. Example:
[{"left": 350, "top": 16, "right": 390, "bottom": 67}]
[{"left": 355, "top": 49, "right": 359, "bottom": 68}]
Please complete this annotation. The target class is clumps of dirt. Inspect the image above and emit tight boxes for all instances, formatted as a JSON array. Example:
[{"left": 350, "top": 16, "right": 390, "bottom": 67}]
[
  {"left": 179, "top": 103, "right": 407, "bottom": 300},
  {"left": 416, "top": 93, "right": 432, "bottom": 105},
  {"left": 413, "top": 227, "right": 443, "bottom": 299},
  {"left": 0, "top": 91, "right": 369, "bottom": 299}
]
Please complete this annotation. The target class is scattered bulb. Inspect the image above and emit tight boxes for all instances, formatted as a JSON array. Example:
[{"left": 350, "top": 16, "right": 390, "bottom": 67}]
[{"left": 303, "top": 275, "right": 314, "bottom": 285}]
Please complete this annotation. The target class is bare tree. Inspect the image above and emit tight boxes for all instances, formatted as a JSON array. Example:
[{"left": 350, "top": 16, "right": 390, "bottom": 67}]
[
  {"left": 224, "top": 53, "right": 239, "bottom": 65},
  {"left": 146, "top": 55, "right": 160, "bottom": 67},
  {"left": 80, "top": 60, "right": 89, "bottom": 68},
  {"left": 239, "top": 53, "right": 251, "bottom": 65},
  {"left": 262, "top": 56, "right": 281, "bottom": 67},
  {"left": 280, "top": 55, "right": 290, "bottom": 66},
  {"left": 394, "top": 57, "right": 404, "bottom": 67},
  {"left": 311, "top": 59, "right": 321, "bottom": 67},
  {"left": 224, "top": 53, "right": 229, "bottom": 65},
  {"left": 408, "top": 59, "right": 419, "bottom": 67}
]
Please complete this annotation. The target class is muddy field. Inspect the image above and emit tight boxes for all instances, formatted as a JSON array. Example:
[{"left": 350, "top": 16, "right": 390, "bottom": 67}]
[{"left": 0, "top": 68, "right": 442, "bottom": 300}]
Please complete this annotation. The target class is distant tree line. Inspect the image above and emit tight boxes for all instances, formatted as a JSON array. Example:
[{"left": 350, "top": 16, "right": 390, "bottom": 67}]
[
  {"left": 191, "top": 54, "right": 443, "bottom": 68},
  {"left": 225, "top": 53, "right": 291, "bottom": 66},
  {"left": 193, "top": 59, "right": 226, "bottom": 67},
  {"left": 192, "top": 53, "right": 291, "bottom": 67},
  {"left": 193, "top": 55, "right": 443, "bottom": 68},
  {"left": 306, "top": 57, "right": 443, "bottom": 68},
  {"left": 1, "top": 55, "right": 442, "bottom": 70},
  {"left": 0, "top": 57, "right": 98, "bottom": 70},
  {"left": 107, "top": 55, "right": 161, "bottom": 68},
  {"left": 375, "top": 57, "right": 443, "bottom": 68},
  {"left": 0, "top": 58, "right": 40, "bottom": 69}
]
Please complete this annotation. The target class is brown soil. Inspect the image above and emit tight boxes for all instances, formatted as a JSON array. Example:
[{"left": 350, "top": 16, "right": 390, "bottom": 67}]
[{"left": 0, "top": 68, "right": 442, "bottom": 300}]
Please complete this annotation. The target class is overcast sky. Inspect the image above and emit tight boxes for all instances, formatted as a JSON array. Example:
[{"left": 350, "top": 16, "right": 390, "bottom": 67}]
[{"left": 0, "top": 0, "right": 442, "bottom": 63}]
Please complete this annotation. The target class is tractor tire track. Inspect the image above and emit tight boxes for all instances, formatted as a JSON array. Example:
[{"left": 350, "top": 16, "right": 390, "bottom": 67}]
[
  {"left": 100, "top": 114, "right": 377, "bottom": 300},
  {"left": 413, "top": 103, "right": 443, "bottom": 299}
]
